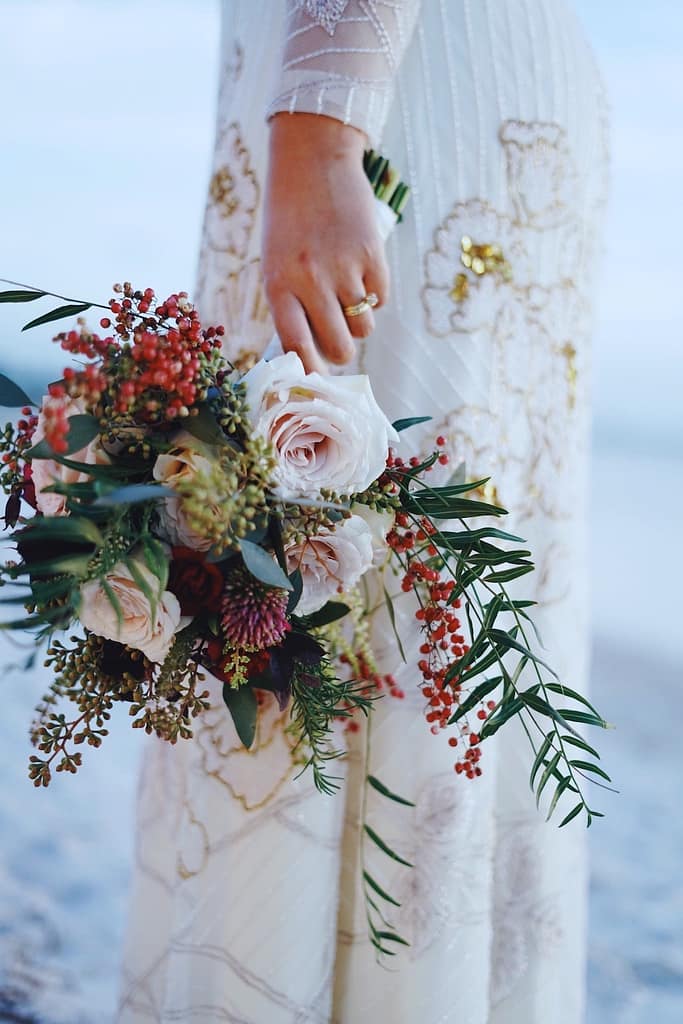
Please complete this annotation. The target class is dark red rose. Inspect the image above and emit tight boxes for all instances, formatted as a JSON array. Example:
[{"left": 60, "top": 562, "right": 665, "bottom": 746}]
[{"left": 168, "top": 546, "right": 224, "bottom": 616}]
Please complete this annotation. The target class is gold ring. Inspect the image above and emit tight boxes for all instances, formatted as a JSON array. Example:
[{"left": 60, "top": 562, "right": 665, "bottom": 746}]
[{"left": 342, "top": 292, "right": 379, "bottom": 318}]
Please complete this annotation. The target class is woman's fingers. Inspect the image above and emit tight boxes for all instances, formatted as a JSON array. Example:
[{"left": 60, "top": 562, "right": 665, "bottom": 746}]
[
  {"left": 338, "top": 279, "right": 376, "bottom": 340},
  {"left": 363, "top": 250, "right": 391, "bottom": 309},
  {"left": 304, "top": 288, "right": 357, "bottom": 366},
  {"left": 269, "top": 291, "right": 328, "bottom": 374}
]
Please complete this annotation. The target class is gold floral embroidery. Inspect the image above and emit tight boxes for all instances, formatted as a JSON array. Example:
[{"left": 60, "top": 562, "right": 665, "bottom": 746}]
[
  {"left": 204, "top": 122, "right": 259, "bottom": 261},
  {"left": 194, "top": 693, "right": 298, "bottom": 812},
  {"left": 419, "top": 121, "right": 597, "bottom": 534}
]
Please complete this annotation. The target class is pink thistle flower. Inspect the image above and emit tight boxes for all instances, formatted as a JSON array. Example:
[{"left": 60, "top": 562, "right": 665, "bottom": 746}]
[{"left": 221, "top": 567, "right": 290, "bottom": 651}]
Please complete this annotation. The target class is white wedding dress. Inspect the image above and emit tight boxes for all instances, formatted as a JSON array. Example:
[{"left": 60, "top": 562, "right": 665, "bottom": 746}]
[{"left": 117, "top": 2, "right": 609, "bottom": 1021}]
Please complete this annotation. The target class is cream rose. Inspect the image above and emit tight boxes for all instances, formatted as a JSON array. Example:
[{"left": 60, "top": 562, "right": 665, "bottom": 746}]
[
  {"left": 152, "top": 431, "right": 220, "bottom": 552},
  {"left": 78, "top": 558, "right": 181, "bottom": 664},
  {"left": 243, "top": 352, "right": 399, "bottom": 500},
  {"left": 351, "top": 503, "right": 395, "bottom": 566},
  {"left": 285, "top": 514, "right": 374, "bottom": 616},
  {"left": 31, "top": 396, "right": 109, "bottom": 517}
]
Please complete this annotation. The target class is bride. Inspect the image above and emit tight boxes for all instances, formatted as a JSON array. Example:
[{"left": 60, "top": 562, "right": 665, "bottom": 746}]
[{"left": 117, "top": 2, "right": 608, "bottom": 1021}]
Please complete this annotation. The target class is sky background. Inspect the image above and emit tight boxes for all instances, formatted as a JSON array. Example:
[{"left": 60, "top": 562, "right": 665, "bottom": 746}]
[{"left": 0, "top": 2, "right": 682, "bottom": 1022}]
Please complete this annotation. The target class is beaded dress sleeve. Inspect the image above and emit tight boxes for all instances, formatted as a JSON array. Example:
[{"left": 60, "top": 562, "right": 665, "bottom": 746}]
[{"left": 266, "top": 0, "right": 421, "bottom": 145}]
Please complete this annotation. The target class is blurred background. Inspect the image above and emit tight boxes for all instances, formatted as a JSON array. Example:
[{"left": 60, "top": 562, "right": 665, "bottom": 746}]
[{"left": 0, "top": 1, "right": 681, "bottom": 1021}]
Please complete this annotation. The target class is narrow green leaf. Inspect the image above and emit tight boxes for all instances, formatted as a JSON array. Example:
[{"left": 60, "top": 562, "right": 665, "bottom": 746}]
[
  {"left": 383, "top": 584, "right": 407, "bottom": 663},
  {"left": 367, "top": 774, "right": 415, "bottom": 807},
  {"left": 561, "top": 734, "right": 601, "bottom": 760},
  {"left": 536, "top": 751, "right": 562, "bottom": 807},
  {"left": 0, "top": 289, "right": 46, "bottom": 303},
  {"left": 183, "top": 402, "right": 231, "bottom": 447},
  {"left": 519, "top": 690, "right": 580, "bottom": 737},
  {"left": 557, "top": 708, "right": 608, "bottom": 728},
  {"left": 546, "top": 774, "right": 573, "bottom": 821},
  {"left": 363, "top": 870, "right": 401, "bottom": 907},
  {"left": 570, "top": 760, "right": 613, "bottom": 783},
  {"left": 559, "top": 802, "right": 584, "bottom": 828},
  {"left": 301, "top": 601, "right": 350, "bottom": 629},
  {"left": 13, "top": 514, "right": 103, "bottom": 548},
  {"left": 375, "top": 931, "right": 410, "bottom": 947},
  {"left": 0, "top": 373, "right": 36, "bottom": 407},
  {"left": 222, "top": 683, "right": 257, "bottom": 749},
  {"left": 286, "top": 569, "right": 303, "bottom": 614},
  {"left": 125, "top": 556, "right": 160, "bottom": 624},
  {"left": 488, "top": 629, "right": 559, "bottom": 679},
  {"left": 240, "top": 538, "right": 293, "bottom": 591},
  {"left": 478, "top": 696, "right": 524, "bottom": 738},
  {"left": 530, "top": 735, "right": 553, "bottom": 790},
  {"left": 391, "top": 415, "right": 432, "bottom": 432},
  {"left": 484, "top": 564, "right": 535, "bottom": 583},
  {"left": 370, "top": 938, "right": 396, "bottom": 956},
  {"left": 546, "top": 682, "right": 602, "bottom": 716},
  {"left": 100, "top": 576, "right": 124, "bottom": 632},
  {"left": 142, "top": 536, "right": 169, "bottom": 594},
  {"left": 448, "top": 677, "right": 502, "bottom": 725},
  {"left": 364, "top": 825, "right": 413, "bottom": 868},
  {"left": 94, "top": 483, "right": 176, "bottom": 507},
  {"left": 22, "top": 302, "right": 91, "bottom": 332}
]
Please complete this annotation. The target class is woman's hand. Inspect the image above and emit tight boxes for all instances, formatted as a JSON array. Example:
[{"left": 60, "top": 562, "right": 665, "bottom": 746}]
[{"left": 261, "top": 113, "right": 390, "bottom": 374}]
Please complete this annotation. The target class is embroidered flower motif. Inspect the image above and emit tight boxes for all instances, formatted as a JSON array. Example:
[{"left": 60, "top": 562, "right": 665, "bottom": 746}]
[
  {"left": 422, "top": 201, "right": 527, "bottom": 338},
  {"left": 500, "top": 120, "right": 579, "bottom": 229},
  {"left": 204, "top": 122, "right": 259, "bottom": 260}
]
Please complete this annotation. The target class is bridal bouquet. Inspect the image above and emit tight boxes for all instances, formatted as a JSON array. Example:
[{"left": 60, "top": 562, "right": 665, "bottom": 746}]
[{"left": 0, "top": 156, "right": 610, "bottom": 959}]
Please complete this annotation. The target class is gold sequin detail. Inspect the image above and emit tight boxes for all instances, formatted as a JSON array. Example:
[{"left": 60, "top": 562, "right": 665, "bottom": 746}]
[{"left": 460, "top": 236, "right": 512, "bottom": 280}]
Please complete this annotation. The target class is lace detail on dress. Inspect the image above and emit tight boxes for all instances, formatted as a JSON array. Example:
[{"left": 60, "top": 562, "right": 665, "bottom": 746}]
[
  {"left": 266, "top": 0, "right": 422, "bottom": 144},
  {"left": 293, "top": 0, "right": 352, "bottom": 36}
]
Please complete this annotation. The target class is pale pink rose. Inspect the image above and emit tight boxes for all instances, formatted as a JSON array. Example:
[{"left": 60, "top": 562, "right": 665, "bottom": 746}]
[
  {"left": 351, "top": 503, "right": 395, "bottom": 566},
  {"left": 31, "top": 396, "right": 109, "bottom": 516},
  {"left": 243, "top": 352, "right": 399, "bottom": 501},
  {"left": 152, "top": 431, "right": 219, "bottom": 552},
  {"left": 79, "top": 558, "right": 182, "bottom": 664},
  {"left": 285, "top": 514, "right": 374, "bottom": 616}
]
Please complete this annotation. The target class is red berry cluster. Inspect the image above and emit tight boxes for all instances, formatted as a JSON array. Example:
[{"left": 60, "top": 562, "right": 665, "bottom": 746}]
[
  {"left": 40, "top": 388, "right": 72, "bottom": 455},
  {"left": 338, "top": 651, "right": 405, "bottom": 734},
  {"left": 52, "top": 283, "right": 226, "bottom": 429},
  {"left": 385, "top": 438, "right": 497, "bottom": 780}
]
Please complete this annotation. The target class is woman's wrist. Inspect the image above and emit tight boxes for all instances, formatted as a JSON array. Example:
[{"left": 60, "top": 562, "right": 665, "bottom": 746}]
[{"left": 268, "top": 112, "right": 367, "bottom": 164}]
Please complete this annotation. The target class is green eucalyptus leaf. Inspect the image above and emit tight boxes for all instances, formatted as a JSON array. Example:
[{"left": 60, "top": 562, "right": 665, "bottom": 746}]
[
  {"left": 183, "top": 402, "right": 230, "bottom": 447},
  {"left": 286, "top": 569, "right": 303, "bottom": 614},
  {"left": 301, "top": 601, "right": 350, "bottom": 629},
  {"left": 94, "top": 483, "right": 176, "bottom": 507},
  {"left": 22, "top": 302, "right": 91, "bottom": 332},
  {"left": 222, "top": 683, "right": 257, "bottom": 749},
  {"left": 240, "top": 538, "right": 293, "bottom": 591},
  {"left": 0, "top": 373, "right": 36, "bottom": 408}
]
